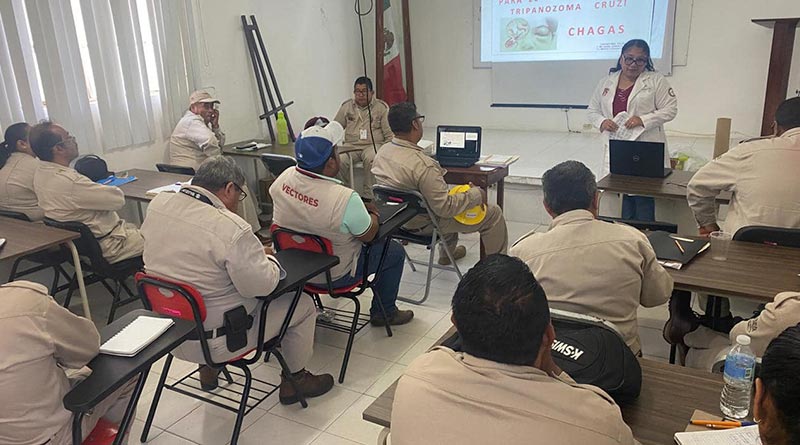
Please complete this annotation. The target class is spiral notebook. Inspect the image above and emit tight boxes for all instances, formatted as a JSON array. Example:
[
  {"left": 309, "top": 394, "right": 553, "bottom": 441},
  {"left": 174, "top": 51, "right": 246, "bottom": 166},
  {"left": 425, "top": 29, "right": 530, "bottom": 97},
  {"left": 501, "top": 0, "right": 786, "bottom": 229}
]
[{"left": 100, "top": 316, "right": 174, "bottom": 357}]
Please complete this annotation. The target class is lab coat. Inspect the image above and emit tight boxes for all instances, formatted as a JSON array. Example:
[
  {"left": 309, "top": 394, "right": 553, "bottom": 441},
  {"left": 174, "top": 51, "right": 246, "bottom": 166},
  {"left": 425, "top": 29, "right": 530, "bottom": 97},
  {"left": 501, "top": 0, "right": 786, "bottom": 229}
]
[{"left": 587, "top": 70, "right": 678, "bottom": 175}]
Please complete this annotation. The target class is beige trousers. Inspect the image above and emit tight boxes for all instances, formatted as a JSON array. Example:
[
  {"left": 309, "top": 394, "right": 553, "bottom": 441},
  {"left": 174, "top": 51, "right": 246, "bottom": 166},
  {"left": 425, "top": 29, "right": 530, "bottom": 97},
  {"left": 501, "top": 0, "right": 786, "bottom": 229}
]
[
  {"left": 172, "top": 293, "right": 316, "bottom": 372},
  {"left": 338, "top": 147, "right": 378, "bottom": 200},
  {"left": 237, "top": 184, "right": 262, "bottom": 232},
  {"left": 416, "top": 203, "right": 508, "bottom": 257}
]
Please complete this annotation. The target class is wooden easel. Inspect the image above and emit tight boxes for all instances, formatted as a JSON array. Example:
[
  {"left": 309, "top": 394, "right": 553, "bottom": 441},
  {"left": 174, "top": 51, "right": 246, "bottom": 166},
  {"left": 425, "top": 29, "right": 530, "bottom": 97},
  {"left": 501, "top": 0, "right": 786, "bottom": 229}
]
[
  {"left": 241, "top": 15, "right": 296, "bottom": 143},
  {"left": 753, "top": 17, "right": 800, "bottom": 136}
]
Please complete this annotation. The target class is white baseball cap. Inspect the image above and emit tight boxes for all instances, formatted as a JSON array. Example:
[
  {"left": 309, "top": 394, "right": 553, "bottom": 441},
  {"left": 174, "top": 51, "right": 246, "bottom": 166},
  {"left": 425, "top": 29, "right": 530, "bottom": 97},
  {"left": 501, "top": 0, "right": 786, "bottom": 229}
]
[
  {"left": 189, "top": 90, "right": 220, "bottom": 105},
  {"left": 294, "top": 121, "right": 345, "bottom": 169}
]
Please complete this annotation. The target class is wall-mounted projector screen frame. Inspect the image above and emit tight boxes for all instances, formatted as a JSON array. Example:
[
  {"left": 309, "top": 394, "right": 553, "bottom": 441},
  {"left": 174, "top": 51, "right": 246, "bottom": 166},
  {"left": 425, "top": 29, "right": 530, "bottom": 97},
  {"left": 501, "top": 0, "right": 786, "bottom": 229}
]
[{"left": 474, "top": 0, "right": 678, "bottom": 108}]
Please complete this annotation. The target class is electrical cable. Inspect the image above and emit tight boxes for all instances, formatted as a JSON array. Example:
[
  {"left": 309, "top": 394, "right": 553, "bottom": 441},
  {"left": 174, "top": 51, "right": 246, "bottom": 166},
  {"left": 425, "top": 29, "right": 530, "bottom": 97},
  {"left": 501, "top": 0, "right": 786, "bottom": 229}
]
[{"left": 354, "top": 0, "right": 379, "bottom": 155}]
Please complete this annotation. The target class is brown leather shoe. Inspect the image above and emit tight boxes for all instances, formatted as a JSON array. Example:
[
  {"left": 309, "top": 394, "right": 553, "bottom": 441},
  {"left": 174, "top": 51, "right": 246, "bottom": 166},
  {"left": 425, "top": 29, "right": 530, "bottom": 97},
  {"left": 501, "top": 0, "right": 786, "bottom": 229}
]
[
  {"left": 438, "top": 245, "right": 466, "bottom": 266},
  {"left": 370, "top": 309, "right": 414, "bottom": 326},
  {"left": 198, "top": 365, "right": 219, "bottom": 391},
  {"left": 663, "top": 293, "right": 699, "bottom": 346},
  {"left": 279, "top": 370, "right": 334, "bottom": 405}
]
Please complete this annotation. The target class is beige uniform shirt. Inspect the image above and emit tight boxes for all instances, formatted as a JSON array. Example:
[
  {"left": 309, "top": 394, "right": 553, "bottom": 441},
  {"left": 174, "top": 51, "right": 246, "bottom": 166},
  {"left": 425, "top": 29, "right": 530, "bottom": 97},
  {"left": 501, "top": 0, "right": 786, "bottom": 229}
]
[
  {"left": 372, "top": 138, "right": 482, "bottom": 230},
  {"left": 167, "top": 110, "right": 226, "bottom": 170},
  {"left": 141, "top": 185, "right": 281, "bottom": 363},
  {"left": 0, "top": 281, "right": 99, "bottom": 445},
  {"left": 686, "top": 292, "right": 800, "bottom": 369},
  {"left": 0, "top": 152, "right": 44, "bottom": 221},
  {"left": 687, "top": 127, "right": 800, "bottom": 234},
  {"left": 34, "top": 161, "right": 143, "bottom": 264},
  {"left": 333, "top": 98, "right": 393, "bottom": 146},
  {"left": 392, "top": 347, "right": 636, "bottom": 445},
  {"left": 510, "top": 210, "right": 673, "bottom": 353}
]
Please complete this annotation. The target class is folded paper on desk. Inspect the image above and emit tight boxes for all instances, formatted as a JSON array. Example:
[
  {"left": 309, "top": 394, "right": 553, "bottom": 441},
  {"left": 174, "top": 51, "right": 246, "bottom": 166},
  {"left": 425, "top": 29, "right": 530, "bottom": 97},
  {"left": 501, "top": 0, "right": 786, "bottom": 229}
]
[
  {"left": 146, "top": 181, "right": 191, "bottom": 197},
  {"left": 648, "top": 231, "right": 710, "bottom": 267},
  {"left": 674, "top": 425, "right": 760, "bottom": 445},
  {"left": 476, "top": 154, "right": 519, "bottom": 167},
  {"left": 234, "top": 141, "right": 270, "bottom": 151},
  {"left": 100, "top": 316, "right": 174, "bottom": 357}
]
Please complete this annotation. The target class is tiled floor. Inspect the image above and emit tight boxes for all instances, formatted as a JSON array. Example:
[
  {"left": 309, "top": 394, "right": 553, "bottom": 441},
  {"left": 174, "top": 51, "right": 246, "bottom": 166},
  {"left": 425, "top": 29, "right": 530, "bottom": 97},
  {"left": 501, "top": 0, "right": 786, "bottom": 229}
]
[{"left": 0, "top": 224, "right": 674, "bottom": 445}]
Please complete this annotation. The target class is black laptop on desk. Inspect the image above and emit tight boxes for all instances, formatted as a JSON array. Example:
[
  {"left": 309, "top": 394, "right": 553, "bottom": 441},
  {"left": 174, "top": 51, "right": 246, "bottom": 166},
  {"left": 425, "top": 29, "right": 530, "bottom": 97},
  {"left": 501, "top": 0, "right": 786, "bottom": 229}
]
[
  {"left": 435, "top": 126, "right": 481, "bottom": 168},
  {"left": 609, "top": 140, "right": 672, "bottom": 178}
]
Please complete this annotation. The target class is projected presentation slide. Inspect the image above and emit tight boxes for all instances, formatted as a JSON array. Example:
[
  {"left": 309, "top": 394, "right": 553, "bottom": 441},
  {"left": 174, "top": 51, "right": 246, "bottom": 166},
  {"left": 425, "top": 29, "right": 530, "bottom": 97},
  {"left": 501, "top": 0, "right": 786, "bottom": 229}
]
[{"left": 481, "top": 0, "right": 668, "bottom": 63}]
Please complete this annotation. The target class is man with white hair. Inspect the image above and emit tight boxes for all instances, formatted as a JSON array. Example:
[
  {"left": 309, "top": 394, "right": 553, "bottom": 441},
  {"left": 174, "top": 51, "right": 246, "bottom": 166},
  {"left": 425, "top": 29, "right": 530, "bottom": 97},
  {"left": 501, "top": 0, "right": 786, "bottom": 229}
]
[
  {"left": 141, "top": 155, "right": 334, "bottom": 404},
  {"left": 167, "top": 90, "right": 261, "bottom": 232}
]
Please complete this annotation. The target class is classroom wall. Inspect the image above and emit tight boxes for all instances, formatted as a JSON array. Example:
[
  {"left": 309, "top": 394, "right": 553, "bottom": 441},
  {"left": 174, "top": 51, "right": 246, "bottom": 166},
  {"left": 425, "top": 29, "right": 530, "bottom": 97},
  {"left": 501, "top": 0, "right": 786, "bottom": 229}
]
[
  {"left": 104, "top": 0, "right": 375, "bottom": 172},
  {"left": 409, "top": 0, "right": 800, "bottom": 137}
]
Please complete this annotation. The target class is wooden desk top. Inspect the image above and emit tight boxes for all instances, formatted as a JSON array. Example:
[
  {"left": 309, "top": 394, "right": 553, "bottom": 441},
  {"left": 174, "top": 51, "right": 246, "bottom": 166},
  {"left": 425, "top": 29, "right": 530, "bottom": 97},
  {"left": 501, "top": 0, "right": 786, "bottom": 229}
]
[
  {"left": 443, "top": 164, "right": 509, "bottom": 188},
  {"left": 362, "top": 327, "right": 725, "bottom": 445},
  {"left": 120, "top": 169, "right": 191, "bottom": 202},
  {"left": 597, "top": 171, "right": 731, "bottom": 204},
  {"left": 222, "top": 139, "right": 295, "bottom": 158},
  {"left": 670, "top": 239, "right": 800, "bottom": 302},
  {"left": 0, "top": 218, "right": 78, "bottom": 261}
]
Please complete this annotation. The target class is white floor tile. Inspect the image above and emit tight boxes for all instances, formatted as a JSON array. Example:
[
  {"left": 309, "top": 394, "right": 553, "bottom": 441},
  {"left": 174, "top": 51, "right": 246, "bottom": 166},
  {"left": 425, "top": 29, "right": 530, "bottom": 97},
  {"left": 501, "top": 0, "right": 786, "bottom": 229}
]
[
  {"left": 325, "top": 395, "right": 383, "bottom": 445},
  {"left": 637, "top": 303, "right": 670, "bottom": 330},
  {"left": 406, "top": 284, "right": 454, "bottom": 313},
  {"left": 270, "top": 385, "right": 361, "bottom": 430},
  {"left": 129, "top": 419, "right": 163, "bottom": 444},
  {"left": 238, "top": 413, "right": 322, "bottom": 445},
  {"left": 639, "top": 326, "right": 671, "bottom": 360},
  {"left": 167, "top": 402, "right": 267, "bottom": 445},
  {"left": 365, "top": 364, "right": 407, "bottom": 397},
  {"left": 351, "top": 328, "right": 419, "bottom": 362},
  {"left": 317, "top": 352, "right": 392, "bottom": 393},
  {"left": 310, "top": 432, "right": 362, "bottom": 445},
  {"left": 397, "top": 336, "right": 438, "bottom": 365},
  {"left": 388, "top": 303, "right": 446, "bottom": 337},
  {"left": 135, "top": 386, "right": 203, "bottom": 431},
  {"left": 423, "top": 313, "right": 454, "bottom": 340},
  {"left": 147, "top": 431, "right": 197, "bottom": 445}
]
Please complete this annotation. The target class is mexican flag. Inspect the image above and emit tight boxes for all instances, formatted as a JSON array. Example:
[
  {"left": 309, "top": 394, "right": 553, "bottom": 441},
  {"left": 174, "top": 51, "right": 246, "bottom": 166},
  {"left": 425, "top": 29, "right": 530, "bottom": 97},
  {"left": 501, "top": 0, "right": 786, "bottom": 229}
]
[{"left": 382, "top": 0, "right": 407, "bottom": 105}]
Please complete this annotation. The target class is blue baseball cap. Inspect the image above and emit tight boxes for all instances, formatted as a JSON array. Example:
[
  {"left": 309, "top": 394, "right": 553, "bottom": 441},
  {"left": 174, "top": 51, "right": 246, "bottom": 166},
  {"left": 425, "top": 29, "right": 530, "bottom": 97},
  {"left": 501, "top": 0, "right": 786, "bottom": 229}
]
[{"left": 294, "top": 121, "right": 344, "bottom": 169}]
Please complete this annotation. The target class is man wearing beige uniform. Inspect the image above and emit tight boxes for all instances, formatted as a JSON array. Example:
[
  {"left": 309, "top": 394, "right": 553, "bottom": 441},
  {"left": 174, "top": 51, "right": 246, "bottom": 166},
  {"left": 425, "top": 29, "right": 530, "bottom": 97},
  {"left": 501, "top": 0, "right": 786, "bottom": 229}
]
[
  {"left": 333, "top": 76, "right": 393, "bottom": 201},
  {"left": 30, "top": 121, "right": 143, "bottom": 264},
  {"left": 391, "top": 255, "right": 636, "bottom": 445},
  {"left": 668, "top": 97, "right": 800, "bottom": 341},
  {"left": 0, "top": 281, "right": 136, "bottom": 445},
  {"left": 141, "top": 156, "right": 334, "bottom": 404},
  {"left": 167, "top": 90, "right": 261, "bottom": 232},
  {"left": 510, "top": 161, "right": 673, "bottom": 354},
  {"left": 687, "top": 97, "right": 800, "bottom": 236},
  {"left": 372, "top": 102, "right": 508, "bottom": 265},
  {"left": 684, "top": 292, "right": 800, "bottom": 370}
]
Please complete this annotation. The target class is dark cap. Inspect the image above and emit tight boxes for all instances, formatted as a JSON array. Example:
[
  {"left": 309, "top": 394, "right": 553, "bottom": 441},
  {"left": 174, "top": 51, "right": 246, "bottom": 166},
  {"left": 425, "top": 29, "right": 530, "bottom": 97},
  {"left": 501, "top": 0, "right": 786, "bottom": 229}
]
[{"left": 75, "top": 155, "right": 113, "bottom": 182}]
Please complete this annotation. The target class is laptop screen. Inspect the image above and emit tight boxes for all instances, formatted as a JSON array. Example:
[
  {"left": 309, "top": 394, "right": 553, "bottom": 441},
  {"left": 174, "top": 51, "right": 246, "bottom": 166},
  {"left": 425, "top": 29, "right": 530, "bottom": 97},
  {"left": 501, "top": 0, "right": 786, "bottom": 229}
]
[{"left": 436, "top": 126, "right": 481, "bottom": 158}]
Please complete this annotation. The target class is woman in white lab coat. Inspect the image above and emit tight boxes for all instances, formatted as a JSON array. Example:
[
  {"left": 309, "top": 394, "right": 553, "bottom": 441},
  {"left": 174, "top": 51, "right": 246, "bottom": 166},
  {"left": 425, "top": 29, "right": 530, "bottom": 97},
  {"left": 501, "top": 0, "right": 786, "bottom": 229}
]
[{"left": 587, "top": 39, "right": 678, "bottom": 220}]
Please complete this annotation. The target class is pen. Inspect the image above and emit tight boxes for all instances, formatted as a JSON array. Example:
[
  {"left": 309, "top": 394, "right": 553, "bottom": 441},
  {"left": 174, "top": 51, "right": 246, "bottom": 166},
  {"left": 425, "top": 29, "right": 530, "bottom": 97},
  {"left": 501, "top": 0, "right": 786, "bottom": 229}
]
[
  {"left": 690, "top": 420, "right": 756, "bottom": 427},
  {"left": 669, "top": 235, "right": 695, "bottom": 243},
  {"left": 101, "top": 177, "right": 114, "bottom": 185},
  {"left": 674, "top": 239, "right": 685, "bottom": 254}
]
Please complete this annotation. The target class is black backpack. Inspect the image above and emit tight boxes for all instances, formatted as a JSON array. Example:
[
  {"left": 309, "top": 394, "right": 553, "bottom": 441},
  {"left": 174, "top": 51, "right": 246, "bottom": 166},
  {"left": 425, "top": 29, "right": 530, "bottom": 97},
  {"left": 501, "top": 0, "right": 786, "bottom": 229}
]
[
  {"left": 549, "top": 309, "right": 642, "bottom": 404},
  {"left": 440, "top": 310, "right": 642, "bottom": 404}
]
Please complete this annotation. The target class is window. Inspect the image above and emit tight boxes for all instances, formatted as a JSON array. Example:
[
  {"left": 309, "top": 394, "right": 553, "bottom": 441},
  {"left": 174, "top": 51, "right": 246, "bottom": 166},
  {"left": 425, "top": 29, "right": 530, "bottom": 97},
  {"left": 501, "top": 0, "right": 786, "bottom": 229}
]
[{"left": 0, "top": 0, "right": 195, "bottom": 152}]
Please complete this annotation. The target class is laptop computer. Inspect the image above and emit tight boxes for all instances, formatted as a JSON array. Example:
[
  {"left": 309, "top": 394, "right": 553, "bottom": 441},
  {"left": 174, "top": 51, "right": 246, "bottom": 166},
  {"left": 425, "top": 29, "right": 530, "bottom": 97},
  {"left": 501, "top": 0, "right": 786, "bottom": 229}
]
[
  {"left": 609, "top": 140, "right": 672, "bottom": 178},
  {"left": 435, "top": 126, "right": 481, "bottom": 168}
]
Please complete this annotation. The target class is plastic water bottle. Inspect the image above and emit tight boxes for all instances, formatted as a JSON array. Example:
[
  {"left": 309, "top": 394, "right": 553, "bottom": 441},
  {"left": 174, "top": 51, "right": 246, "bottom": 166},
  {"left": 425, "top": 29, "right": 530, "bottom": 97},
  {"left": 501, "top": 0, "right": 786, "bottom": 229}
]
[
  {"left": 719, "top": 334, "right": 756, "bottom": 419},
  {"left": 276, "top": 111, "right": 289, "bottom": 145}
]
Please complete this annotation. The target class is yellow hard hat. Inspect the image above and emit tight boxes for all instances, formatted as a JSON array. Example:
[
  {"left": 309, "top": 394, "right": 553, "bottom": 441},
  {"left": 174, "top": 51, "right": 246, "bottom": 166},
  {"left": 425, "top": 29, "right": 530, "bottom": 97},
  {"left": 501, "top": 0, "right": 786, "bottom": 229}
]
[{"left": 449, "top": 184, "right": 486, "bottom": 225}]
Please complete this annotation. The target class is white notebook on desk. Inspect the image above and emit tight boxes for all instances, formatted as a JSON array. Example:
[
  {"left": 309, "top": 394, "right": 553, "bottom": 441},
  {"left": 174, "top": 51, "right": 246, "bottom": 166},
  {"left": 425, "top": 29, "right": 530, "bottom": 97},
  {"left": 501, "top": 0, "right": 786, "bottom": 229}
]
[
  {"left": 100, "top": 316, "right": 174, "bottom": 357},
  {"left": 674, "top": 425, "right": 761, "bottom": 445}
]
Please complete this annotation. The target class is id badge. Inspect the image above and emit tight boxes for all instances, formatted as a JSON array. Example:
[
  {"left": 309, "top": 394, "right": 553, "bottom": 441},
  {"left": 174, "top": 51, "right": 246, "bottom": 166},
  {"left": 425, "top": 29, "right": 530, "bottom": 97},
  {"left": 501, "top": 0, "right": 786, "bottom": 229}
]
[{"left": 360, "top": 129, "right": 368, "bottom": 140}]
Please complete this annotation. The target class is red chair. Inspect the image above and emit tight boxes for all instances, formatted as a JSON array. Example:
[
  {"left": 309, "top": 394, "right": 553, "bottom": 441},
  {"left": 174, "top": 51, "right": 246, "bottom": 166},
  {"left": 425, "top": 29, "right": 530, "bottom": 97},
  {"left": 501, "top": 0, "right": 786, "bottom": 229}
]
[
  {"left": 270, "top": 225, "right": 393, "bottom": 383},
  {"left": 80, "top": 418, "right": 118, "bottom": 445},
  {"left": 135, "top": 272, "right": 307, "bottom": 445}
]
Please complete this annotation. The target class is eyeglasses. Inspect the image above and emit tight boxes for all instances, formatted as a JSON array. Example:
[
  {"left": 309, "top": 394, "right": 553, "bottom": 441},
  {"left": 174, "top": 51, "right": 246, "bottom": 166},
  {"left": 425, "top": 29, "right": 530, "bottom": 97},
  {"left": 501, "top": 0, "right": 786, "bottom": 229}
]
[
  {"left": 415, "top": 115, "right": 426, "bottom": 124},
  {"left": 622, "top": 56, "right": 648, "bottom": 66},
  {"left": 233, "top": 183, "right": 247, "bottom": 201},
  {"left": 56, "top": 135, "right": 76, "bottom": 147},
  {"left": 354, "top": 89, "right": 370, "bottom": 96}
]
